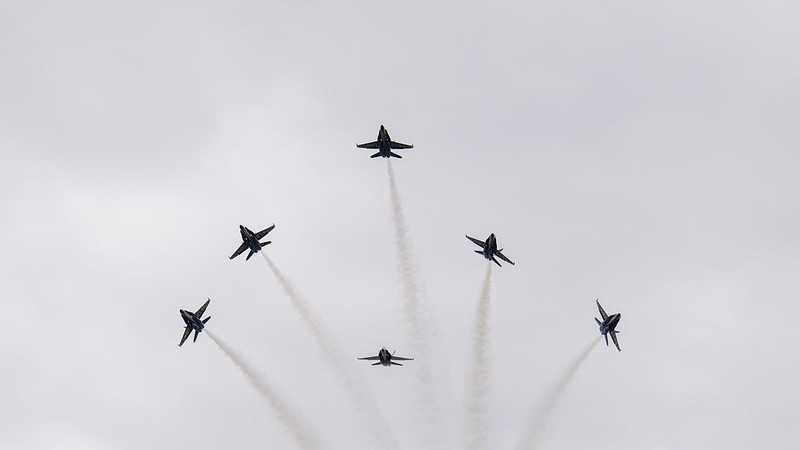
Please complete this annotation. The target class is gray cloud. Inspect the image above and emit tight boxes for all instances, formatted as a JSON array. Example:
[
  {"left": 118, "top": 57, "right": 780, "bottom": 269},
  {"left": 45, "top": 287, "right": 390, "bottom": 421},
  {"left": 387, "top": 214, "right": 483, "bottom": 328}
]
[{"left": 2, "top": 1, "right": 799, "bottom": 449}]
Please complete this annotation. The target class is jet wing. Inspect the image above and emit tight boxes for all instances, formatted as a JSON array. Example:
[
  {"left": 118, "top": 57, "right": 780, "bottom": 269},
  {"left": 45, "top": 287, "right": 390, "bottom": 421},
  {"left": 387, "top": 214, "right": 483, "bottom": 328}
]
[
  {"left": 466, "top": 235, "right": 486, "bottom": 247},
  {"left": 596, "top": 299, "right": 608, "bottom": 320},
  {"left": 357, "top": 141, "right": 380, "bottom": 149},
  {"left": 179, "top": 326, "right": 192, "bottom": 346},
  {"left": 392, "top": 356, "right": 414, "bottom": 361},
  {"left": 610, "top": 331, "right": 621, "bottom": 351},
  {"left": 495, "top": 250, "right": 515, "bottom": 265},
  {"left": 389, "top": 141, "right": 413, "bottom": 149},
  {"left": 195, "top": 299, "right": 210, "bottom": 318},
  {"left": 230, "top": 242, "right": 248, "bottom": 260},
  {"left": 358, "top": 356, "right": 380, "bottom": 360},
  {"left": 255, "top": 224, "right": 275, "bottom": 240}
]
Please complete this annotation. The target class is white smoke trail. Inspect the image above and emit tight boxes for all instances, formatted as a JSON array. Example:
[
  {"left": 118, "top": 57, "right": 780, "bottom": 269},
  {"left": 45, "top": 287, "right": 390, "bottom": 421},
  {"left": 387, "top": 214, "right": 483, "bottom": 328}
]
[
  {"left": 387, "top": 160, "right": 423, "bottom": 345},
  {"left": 205, "top": 329, "right": 320, "bottom": 450},
  {"left": 516, "top": 337, "right": 601, "bottom": 450},
  {"left": 465, "top": 262, "right": 493, "bottom": 450},
  {"left": 261, "top": 252, "right": 399, "bottom": 450},
  {"left": 387, "top": 160, "right": 443, "bottom": 449}
]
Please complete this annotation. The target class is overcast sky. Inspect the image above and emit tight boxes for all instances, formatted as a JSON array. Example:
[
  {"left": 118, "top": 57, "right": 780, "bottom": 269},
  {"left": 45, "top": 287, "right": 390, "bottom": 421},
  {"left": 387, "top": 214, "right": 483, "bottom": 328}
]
[{"left": 2, "top": 1, "right": 799, "bottom": 449}]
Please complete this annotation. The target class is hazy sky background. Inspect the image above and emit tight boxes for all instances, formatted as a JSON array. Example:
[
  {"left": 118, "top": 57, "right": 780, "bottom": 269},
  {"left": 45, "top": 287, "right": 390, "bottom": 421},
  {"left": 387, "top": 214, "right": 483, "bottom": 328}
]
[{"left": 2, "top": 1, "right": 799, "bottom": 449}]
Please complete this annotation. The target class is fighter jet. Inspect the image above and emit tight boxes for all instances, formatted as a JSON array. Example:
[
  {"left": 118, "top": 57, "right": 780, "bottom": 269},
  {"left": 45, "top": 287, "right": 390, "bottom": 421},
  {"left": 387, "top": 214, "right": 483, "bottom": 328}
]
[
  {"left": 357, "top": 348, "right": 414, "bottom": 366},
  {"left": 230, "top": 224, "right": 275, "bottom": 261},
  {"left": 356, "top": 125, "right": 414, "bottom": 159},
  {"left": 466, "top": 233, "right": 515, "bottom": 267},
  {"left": 179, "top": 298, "right": 211, "bottom": 347},
  {"left": 595, "top": 299, "right": 622, "bottom": 351}
]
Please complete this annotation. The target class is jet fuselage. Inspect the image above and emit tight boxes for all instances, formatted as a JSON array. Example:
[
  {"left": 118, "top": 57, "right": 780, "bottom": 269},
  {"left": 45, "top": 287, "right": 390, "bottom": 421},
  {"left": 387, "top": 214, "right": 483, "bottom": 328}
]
[
  {"left": 482, "top": 233, "right": 498, "bottom": 259},
  {"left": 239, "top": 225, "right": 263, "bottom": 253},
  {"left": 599, "top": 313, "right": 621, "bottom": 335},
  {"left": 373, "top": 125, "right": 393, "bottom": 157},
  {"left": 377, "top": 348, "right": 392, "bottom": 366},
  {"left": 180, "top": 309, "right": 205, "bottom": 331}
]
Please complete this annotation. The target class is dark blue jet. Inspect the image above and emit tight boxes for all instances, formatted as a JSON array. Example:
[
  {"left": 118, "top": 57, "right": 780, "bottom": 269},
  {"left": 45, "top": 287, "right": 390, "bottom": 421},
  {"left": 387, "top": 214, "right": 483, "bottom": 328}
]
[
  {"left": 357, "top": 348, "right": 414, "bottom": 367},
  {"left": 466, "top": 233, "right": 515, "bottom": 267},
  {"left": 179, "top": 298, "right": 211, "bottom": 347},
  {"left": 595, "top": 299, "right": 622, "bottom": 351},
  {"left": 356, "top": 125, "right": 414, "bottom": 159},
  {"left": 230, "top": 224, "right": 275, "bottom": 261}
]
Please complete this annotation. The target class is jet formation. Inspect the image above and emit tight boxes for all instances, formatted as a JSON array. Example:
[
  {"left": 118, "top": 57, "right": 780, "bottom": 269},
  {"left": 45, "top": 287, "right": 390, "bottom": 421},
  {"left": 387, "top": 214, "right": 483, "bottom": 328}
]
[
  {"left": 357, "top": 348, "right": 414, "bottom": 367},
  {"left": 182, "top": 126, "right": 627, "bottom": 360},
  {"left": 356, "top": 125, "right": 414, "bottom": 159},
  {"left": 595, "top": 299, "right": 622, "bottom": 351},
  {"left": 230, "top": 224, "right": 275, "bottom": 261},
  {"left": 466, "top": 233, "right": 515, "bottom": 267},
  {"left": 179, "top": 299, "right": 211, "bottom": 346}
]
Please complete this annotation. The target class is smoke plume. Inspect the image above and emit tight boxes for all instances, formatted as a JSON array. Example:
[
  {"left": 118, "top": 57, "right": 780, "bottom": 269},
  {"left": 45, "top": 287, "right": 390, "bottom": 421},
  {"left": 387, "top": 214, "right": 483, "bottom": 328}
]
[
  {"left": 261, "top": 252, "right": 399, "bottom": 450},
  {"left": 206, "top": 329, "right": 320, "bottom": 450},
  {"left": 387, "top": 160, "right": 443, "bottom": 449},
  {"left": 516, "top": 337, "right": 600, "bottom": 450},
  {"left": 465, "top": 262, "right": 493, "bottom": 450}
]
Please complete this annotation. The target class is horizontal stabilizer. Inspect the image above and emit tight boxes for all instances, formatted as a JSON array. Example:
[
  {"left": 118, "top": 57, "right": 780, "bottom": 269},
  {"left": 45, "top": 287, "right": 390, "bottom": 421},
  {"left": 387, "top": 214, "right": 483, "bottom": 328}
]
[
  {"left": 371, "top": 362, "right": 381, "bottom": 366},
  {"left": 595, "top": 317, "right": 601, "bottom": 326},
  {"left": 389, "top": 151, "right": 403, "bottom": 158},
  {"left": 246, "top": 249, "right": 255, "bottom": 261},
  {"left": 259, "top": 241, "right": 271, "bottom": 247},
  {"left": 203, "top": 317, "right": 211, "bottom": 324},
  {"left": 370, "top": 151, "right": 382, "bottom": 158},
  {"left": 390, "top": 361, "right": 403, "bottom": 366}
]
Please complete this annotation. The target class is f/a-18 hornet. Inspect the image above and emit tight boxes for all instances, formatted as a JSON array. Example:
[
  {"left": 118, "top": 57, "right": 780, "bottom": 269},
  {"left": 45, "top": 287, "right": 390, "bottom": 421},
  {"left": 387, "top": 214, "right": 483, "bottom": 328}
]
[
  {"left": 230, "top": 224, "right": 275, "bottom": 261},
  {"left": 357, "top": 348, "right": 414, "bottom": 366},
  {"left": 595, "top": 299, "right": 622, "bottom": 351},
  {"left": 179, "top": 298, "right": 211, "bottom": 347},
  {"left": 356, "top": 125, "right": 413, "bottom": 159},
  {"left": 466, "top": 233, "right": 515, "bottom": 267}
]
